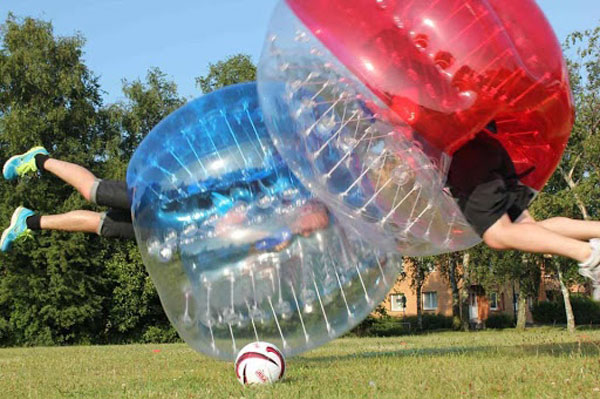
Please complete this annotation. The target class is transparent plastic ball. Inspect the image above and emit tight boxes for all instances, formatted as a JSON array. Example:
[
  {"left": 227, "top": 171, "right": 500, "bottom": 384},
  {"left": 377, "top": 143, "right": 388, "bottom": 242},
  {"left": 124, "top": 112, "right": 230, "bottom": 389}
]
[
  {"left": 257, "top": 0, "right": 573, "bottom": 256},
  {"left": 127, "top": 83, "right": 402, "bottom": 361}
]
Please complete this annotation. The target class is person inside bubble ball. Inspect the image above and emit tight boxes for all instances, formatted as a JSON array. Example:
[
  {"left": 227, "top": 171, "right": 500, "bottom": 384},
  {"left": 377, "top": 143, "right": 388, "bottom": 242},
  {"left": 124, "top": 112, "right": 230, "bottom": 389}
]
[
  {"left": 216, "top": 199, "right": 331, "bottom": 253},
  {"left": 262, "top": 201, "right": 331, "bottom": 251},
  {"left": 446, "top": 121, "right": 600, "bottom": 299},
  {"left": 0, "top": 146, "right": 331, "bottom": 253}
]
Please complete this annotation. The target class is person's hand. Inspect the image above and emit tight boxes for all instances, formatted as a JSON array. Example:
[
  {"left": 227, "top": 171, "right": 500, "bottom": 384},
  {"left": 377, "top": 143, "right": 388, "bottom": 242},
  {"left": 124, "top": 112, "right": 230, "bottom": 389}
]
[
  {"left": 214, "top": 206, "right": 247, "bottom": 236},
  {"left": 292, "top": 202, "right": 330, "bottom": 237}
]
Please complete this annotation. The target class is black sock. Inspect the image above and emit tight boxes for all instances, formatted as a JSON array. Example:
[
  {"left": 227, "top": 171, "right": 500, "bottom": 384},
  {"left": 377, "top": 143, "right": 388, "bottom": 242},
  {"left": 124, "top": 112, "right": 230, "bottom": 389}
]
[
  {"left": 26, "top": 214, "right": 42, "bottom": 231},
  {"left": 35, "top": 154, "right": 50, "bottom": 172}
]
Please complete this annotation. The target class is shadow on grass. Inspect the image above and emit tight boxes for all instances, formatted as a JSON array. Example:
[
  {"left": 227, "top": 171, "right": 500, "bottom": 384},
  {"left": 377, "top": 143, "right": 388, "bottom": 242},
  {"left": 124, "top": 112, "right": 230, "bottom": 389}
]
[
  {"left": 278, "top": 376, "right": 300, "bottom": 384},
  {"left": 300, "top": 341, "right": 600, "bottom": 363}
]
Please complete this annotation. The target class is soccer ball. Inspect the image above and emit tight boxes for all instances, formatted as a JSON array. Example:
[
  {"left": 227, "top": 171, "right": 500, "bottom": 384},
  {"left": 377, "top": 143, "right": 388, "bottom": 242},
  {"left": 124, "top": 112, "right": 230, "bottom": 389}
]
[{"left": 234, "top": 342, "right": 285, "bottom": 385}]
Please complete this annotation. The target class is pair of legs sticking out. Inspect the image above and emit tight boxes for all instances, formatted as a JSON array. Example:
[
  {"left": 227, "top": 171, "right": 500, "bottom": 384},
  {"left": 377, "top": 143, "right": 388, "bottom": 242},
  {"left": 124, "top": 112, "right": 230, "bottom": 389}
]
[
  {"left": 1, "top": 147, "right": 134, "bottom": 251},
  {"left": 447, "top": 123, "right": 600, "bottom": 298},
  {"left": 0, "top": 147, "right": 330, "bottom": 253}
]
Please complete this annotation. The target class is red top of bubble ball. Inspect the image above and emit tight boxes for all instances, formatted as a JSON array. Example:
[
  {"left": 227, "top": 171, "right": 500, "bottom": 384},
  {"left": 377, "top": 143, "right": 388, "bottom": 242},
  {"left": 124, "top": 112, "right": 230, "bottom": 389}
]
[{"left": 286, "top": 0, "right": 574, "bottom": 191}]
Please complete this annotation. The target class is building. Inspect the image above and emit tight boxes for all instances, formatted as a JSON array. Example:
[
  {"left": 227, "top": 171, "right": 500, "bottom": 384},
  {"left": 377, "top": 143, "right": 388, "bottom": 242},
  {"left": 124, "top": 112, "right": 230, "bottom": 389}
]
[{"left": 378, "top": 259, "right": 586, "bottom": 326}]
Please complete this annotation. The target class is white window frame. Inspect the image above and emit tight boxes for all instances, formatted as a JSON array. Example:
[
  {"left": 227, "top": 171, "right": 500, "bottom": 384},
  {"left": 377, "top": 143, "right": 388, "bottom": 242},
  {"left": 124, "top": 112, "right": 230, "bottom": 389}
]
[
  {"left": 390, "top": 294, "right": 406, "bottom": 312},
  {"left": 489, "top": 292, "right": 498, "bottom": 310},
  {"left": 422, "top": 291, "right": 438, "bottom": 311}
]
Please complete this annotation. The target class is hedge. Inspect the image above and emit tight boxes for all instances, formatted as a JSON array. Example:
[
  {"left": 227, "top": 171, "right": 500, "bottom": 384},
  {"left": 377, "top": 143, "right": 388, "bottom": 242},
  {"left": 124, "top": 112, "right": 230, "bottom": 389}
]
[{"left": 531, "top": 295, "right": 600, "bottom": 325}]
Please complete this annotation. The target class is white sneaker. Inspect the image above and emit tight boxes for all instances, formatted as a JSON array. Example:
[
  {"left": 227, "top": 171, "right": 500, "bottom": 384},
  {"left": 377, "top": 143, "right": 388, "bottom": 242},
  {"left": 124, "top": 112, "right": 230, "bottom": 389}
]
[
  {"left": 593, "top": 285, "right": 600, "bottom": 302},
  {"left": 579, "top": 238, "right": 600, "bottom": 301}
]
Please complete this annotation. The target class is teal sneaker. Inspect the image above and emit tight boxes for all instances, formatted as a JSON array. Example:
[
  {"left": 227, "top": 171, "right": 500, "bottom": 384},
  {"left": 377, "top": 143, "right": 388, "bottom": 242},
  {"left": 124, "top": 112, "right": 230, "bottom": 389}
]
[
  {"left": 1, "top": 207, "right": 35, "bottom": 252},
  {"left": 3, "top": 146, "right": 49, "bottom": 180}
]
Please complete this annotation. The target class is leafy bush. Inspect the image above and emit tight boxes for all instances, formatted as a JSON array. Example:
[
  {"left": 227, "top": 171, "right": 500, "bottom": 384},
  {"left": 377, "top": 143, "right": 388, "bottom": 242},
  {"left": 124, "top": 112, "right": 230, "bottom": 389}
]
[
  {"left": 406, "top": 314, "right": 454, "bottom": 331},
  {"left": 532, "top": 295, "right": 600, "bottom": 325},
  {"left": 367, "top": 318, "right": 410, "bottom": 337},
  {"left": 141, "top": 326, "right": 180, "bottom": 344},
  {"left": 571, "top": 295, "right": 600, "bottom": 325},
  {"left": 485, "top": 313, "right": 514, "bottom": 329},
  {"left": 532, "top": 301, "right": 564, "bottom": 324},
  {"left": 350, "top": 314, "right": 453, "bottom": 337}
]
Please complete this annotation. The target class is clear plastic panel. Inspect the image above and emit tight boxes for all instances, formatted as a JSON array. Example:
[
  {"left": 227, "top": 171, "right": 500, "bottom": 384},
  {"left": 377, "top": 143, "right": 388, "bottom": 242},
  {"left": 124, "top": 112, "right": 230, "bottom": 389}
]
[
  {"left": 258, "top": 3, "right": 481, "bottom": 256},
  {"left": 127, "top": 83, "right": 402, "bottom": 361}
]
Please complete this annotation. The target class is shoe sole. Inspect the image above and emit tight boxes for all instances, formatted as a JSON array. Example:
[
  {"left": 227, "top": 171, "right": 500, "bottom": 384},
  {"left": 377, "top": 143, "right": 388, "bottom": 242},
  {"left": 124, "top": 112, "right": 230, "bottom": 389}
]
[
  {"left": 0, "top": 206, "right": 25, "bottom": 250},
  {"left": 2, "top": 154, "right": 21, "bottom": 179},
  {"left": 2, "top": 147, "right": 47, "bottom": 179}
]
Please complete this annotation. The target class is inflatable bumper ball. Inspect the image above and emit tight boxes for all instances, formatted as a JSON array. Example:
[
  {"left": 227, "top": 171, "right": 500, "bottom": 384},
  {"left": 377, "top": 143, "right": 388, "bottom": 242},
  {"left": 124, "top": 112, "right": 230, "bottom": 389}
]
[
  {"left": 258, "top": 0, "right": 574, "bottom": 256},
  {"left": 127, "top": 83, "right": 402, "bottom": 361}
]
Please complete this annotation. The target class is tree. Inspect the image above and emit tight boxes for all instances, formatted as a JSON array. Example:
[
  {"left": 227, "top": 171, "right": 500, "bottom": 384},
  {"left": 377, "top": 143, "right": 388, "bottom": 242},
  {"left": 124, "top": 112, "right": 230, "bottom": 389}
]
[
  {"left": 517, "top": 25, "right": 600, "bottom": 333},
  {"left": 99, "top": 67, "right": 186, "bottom": 180},
  {"left": 402, "top": 257, "right": 435, "bottom": 330},
  {"left": 0, "top": 15, "right": 109, "bottom": 345},
  {"left": 437, "top": 251, "right": 465, "bottom": 329},
  {"left": 0, "top": 16, "right": 264, "bottom": 345},
  {"left": 459, "top": 252, "right": 471, "bottom": 330},
  {"left": 195, "top": 54, "right": 256, "bottom": 94},
  {"left": 528, "top": 194, "right": 581, "bottom": 333},
  {"left": 467, "top": 244, "right": 540, "bottom": 330},
  {"left": 97, "top": 69, "right": 186, "bottom": 343},
  {"left": 554, "top": 257, "right": 576, "bottom": 333},
  {"left": 0, "top": 16, "right": 185, "bottom": 346}
]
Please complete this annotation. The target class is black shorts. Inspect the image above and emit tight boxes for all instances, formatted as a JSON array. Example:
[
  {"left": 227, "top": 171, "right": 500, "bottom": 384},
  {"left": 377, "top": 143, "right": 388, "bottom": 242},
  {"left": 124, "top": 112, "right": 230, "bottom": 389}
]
[
  {"left": 91, "top": 179, "right": 130, "bottom": 210},
  {"left": 447, "top": 130, "right": 536, "bottom": 237},
  {"left": 461, "top": 179, "right": 535, "bottom": 236},
  {"left": 90, "top": 179, "right": 134, "bottom": 239}
]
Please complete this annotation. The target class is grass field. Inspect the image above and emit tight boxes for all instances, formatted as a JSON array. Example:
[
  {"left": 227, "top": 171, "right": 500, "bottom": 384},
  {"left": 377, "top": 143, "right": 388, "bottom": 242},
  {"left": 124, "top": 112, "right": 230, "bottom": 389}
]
[{"left": 1, "top": 327, "right": 600, "bottom": 399}]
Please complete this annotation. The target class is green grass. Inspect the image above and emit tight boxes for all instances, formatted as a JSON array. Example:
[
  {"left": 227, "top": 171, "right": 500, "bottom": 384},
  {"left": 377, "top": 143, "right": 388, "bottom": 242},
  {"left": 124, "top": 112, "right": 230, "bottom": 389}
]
[{"left": 2, "top": 327, "right": 600, "bottom": 398}]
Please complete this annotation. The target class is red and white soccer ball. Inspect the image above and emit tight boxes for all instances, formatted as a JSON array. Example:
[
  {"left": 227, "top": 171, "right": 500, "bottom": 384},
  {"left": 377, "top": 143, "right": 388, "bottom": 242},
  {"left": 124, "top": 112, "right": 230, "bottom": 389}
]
[{"left": 234, "top": 341, "right": 285, "bottom": 385}]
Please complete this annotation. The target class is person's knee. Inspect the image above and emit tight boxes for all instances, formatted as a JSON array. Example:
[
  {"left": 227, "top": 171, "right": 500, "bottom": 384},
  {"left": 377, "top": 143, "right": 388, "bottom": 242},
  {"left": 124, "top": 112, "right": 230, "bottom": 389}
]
[
  {"left": 482, "top": 223, "right": 512, "bottom": 250},
  {"left": 84, "top": 179, "right": 101, "bottom": 203},
  {"left": 482, "top": 232, "right": 509, "bottom": 250}
]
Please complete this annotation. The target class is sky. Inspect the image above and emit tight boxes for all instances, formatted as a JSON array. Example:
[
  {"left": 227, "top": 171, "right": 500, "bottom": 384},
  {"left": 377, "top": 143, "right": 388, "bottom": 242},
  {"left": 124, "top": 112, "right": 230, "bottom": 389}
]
[{"left": 1, "top": 0, "right": 598, "bottom": 104}]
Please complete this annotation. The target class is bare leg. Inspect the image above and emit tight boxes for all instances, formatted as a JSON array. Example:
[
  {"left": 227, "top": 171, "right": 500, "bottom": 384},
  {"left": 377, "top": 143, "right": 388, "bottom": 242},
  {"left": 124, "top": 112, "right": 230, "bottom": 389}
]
[
  {"left": 516, "top": 211, "right": 600, "bottom": 241},
  {"left": 42, "top": 158, "right": 97, "bottom": 201},
  {"left": 483, "top": 214, "right": 591, "bottom": 263},
  {"left": 40, "top": 211, "right": 101, "bottom": 234},
  {"left": 536, "top": 218, "right": 600, "bottom": 241}
]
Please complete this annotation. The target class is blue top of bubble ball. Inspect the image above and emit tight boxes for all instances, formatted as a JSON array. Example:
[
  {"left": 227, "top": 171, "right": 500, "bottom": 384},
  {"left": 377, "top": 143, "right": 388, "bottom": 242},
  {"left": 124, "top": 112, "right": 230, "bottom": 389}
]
[{"left": 126, "top": 83, "right": 293, "bottom": 219}]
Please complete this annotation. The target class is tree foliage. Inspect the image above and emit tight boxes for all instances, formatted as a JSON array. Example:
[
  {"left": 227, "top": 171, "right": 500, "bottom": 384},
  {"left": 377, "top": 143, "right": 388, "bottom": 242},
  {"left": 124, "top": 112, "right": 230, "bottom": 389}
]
[
  {"left": 458, "top": 25, "right": 600, "bottom": 330},
  {"left": 0, "top": 16, "right": 186, "bottom": 346},
  {"left": 195, "top": 54, "right": 256, "bottom": 94},
  {"left": 0, "top": 12, "right": 599, "bottom": 345},
  {"left": 466, "top": 244, "right": 540, "bottom": 329},
  {"left": 0, "top": 15, "right": 262, "bottom": 346},
  {"left": 0, "top": 15, "right": 108, "bottom": 345}
]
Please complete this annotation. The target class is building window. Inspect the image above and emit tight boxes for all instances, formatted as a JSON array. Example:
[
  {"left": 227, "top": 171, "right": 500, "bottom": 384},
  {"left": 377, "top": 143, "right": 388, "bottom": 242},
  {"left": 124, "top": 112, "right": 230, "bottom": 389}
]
[
  {"left": 489, "top": 292, "right": 498, "bottom": 310},
  {"left": 390, "top": 294, "right": 406, "bottom": 312},
  {"left": 423, "top": 291, "right": 438, "bottom": 310}
]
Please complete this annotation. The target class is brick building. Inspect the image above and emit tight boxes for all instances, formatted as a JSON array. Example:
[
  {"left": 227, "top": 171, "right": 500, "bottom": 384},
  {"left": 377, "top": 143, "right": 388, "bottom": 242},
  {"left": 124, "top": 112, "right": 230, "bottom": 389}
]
[{"left": 379, "top": 259, "right": 588, "bottom": 325}]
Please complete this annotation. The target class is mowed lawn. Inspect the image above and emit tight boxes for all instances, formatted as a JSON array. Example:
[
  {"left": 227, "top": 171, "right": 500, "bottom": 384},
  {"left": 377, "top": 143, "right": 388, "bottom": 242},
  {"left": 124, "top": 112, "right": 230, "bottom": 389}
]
[{"left": 1, "top": 328, "right": 600, "bottom": 399}]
